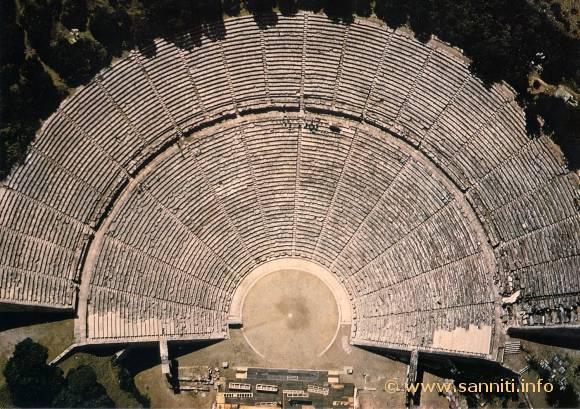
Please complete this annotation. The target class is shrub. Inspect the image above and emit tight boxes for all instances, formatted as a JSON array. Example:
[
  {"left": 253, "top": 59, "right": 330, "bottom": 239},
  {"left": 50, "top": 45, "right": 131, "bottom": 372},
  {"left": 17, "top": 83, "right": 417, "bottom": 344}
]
[{"left": 3, "top": 338, "right": 65, "bottom": 408}]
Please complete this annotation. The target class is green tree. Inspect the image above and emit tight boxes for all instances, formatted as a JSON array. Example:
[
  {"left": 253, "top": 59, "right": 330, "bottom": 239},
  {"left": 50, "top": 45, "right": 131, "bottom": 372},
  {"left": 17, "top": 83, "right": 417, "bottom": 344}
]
[
  {"left": 223, "top": 0, "right": 242, "bottom": 16},
  {"left": 324, "top": 0, "right": 354, "bottom": 22},
  {"left": 140, "top": 0, "right": 199, "bottom": 35},
  {"left": 129, "top": 11, "right": 155, "bottom": 49},
  {"left": 52, "top": 365, "right": 115, "bottom": 408},
  {"left": 0, "top": 0, "right": 25, "bottom": 88},
  {"left": 296, "top": 0, "right": 323, "bottom": 12},
  {"left": 19, "top": 55, "right": 62, "bottom": 120},
  {"left": 0, "top": 122, "right": 38, "bottom": 180},
  {"left": 47, "top": 36, "right": 109, "bottom": 87},
  {"left": 61, "top": 0, "right": 88, "bottom": 30},
  {"left": 116, "top": 363, "right": 150, "bottom": 407},
  {"left": 20, "top": 0, "right": 56, "bottom": 54},
  {"left": 3, "top": 338, "right": 65, "bottom": 408},
  {"left": 198, "top": 0, "right": 223, "bottom": 19},
  {"left": 535, "top": 95, "right": 580, "bottom": 169},
  {"left": 89, "top": 6, "right": 130, "bottom": 57},
  {"left": 246, "top": 0, "right": 276, "bottom": 14},
  {"left": 374, "top": 0, "right": 407, "bottom": 27},
  {"left": 546, "top": 384, "right": 579, "bottom": 408},
  {"left": 353, "top": 0, "right": 371, "bottom": 17}
]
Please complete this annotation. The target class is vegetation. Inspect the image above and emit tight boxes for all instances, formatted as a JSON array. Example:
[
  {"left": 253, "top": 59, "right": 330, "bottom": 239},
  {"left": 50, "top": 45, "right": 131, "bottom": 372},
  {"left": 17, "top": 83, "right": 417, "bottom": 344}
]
[
  {"left": 3, "top": 339, "right": 115, "bottom": 408},
  {"left": 0, "top": 0, "right": 578, "bottom": 180},
  {"left": 115, "top": 362, "right": 151, "bottom": 407},
  {"left": 528, "top": 356, "right": 579, "bottom": 409},
  {"left": 3, "top": 338, "right": 65, "bottom": 407},
  {"left": 530, "top": 0, "right": 580, "bottom": 38},
  {"left": 545, "top": 384, "right": 579, "bottom": 408},
  {"left": 58, "top": 351, "right": 151, "bottom": 408},
  {"left": 0, "top": 316, "right": 75, "bottom": 407},
  {"left": 61, "top": 0, "right": 88, "bottom": 31},
  {"left": 371, "top": 0, "right": 579, "bottom": 167},
  {"left": 53, "top": 365, "right": 115, "bottom": 408}
]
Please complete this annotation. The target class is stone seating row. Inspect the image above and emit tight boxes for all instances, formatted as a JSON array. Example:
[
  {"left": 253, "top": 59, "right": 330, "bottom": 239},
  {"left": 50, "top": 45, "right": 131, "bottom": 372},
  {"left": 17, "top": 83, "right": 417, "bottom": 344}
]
[
  {"left": 87, "top": 286, "right": 227, "bottom": 339},
  {"left": 0, "top": 14, "right": 576, "bottom": 351}
]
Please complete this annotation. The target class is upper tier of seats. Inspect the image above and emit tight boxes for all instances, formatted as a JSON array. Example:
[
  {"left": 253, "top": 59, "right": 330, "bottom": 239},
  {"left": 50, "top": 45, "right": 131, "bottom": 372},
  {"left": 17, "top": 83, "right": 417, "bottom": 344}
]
[{"left": 0, "top": 13, "right": 577, "bottom": 355}]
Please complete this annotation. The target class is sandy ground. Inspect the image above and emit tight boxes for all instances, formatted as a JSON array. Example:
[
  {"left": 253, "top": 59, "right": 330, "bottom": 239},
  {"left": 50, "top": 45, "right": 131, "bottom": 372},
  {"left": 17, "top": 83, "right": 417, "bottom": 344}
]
[
  {"left": 0, "top": 270, "right": 406, "bottom": 408},
  {"left": 131, "top": 268, "right": 408, "bottom": 408},
  {"left": 133, "top": 325, "right": 408, "bottom": 408},
  {"left": 241, "top": 269, "right": 339, "bottom": 364}
]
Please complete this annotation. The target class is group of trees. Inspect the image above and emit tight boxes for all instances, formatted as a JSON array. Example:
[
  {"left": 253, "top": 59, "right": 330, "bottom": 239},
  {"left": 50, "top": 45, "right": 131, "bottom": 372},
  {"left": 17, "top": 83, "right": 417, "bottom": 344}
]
[
  {"left": 527, "top": 355, "right": 579, "bottom": 408},
  {"left": 115, "top": 362, "right": 151, "bottom": 407},
  {"left": 371, "top": 0, "right": 579, "bottom": 167},
  {"left": 3, "top": 338, "right": 114, "bottom": 408},
  {"left": 1, "top": 0, "right": 578, "bottom": 180}
]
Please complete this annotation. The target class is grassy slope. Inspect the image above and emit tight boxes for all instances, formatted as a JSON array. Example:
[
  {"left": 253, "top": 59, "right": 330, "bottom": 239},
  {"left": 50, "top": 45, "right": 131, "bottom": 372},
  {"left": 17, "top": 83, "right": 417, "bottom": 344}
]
[
  {"left": 0, "top": 319, "right": 74, "bottom": 407},
  {"left": 0, "top": 320, "right": 141, "bottom": 408},
  {"left": 58, "top": 352, "right": 141, "bottom": 408}
]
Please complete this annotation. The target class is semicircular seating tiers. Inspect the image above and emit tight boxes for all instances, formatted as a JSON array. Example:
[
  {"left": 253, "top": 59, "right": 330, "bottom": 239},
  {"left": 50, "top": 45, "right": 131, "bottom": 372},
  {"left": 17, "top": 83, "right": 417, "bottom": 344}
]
[{"left": 0, "top": 13, "right": 578, "bottom": 358}]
